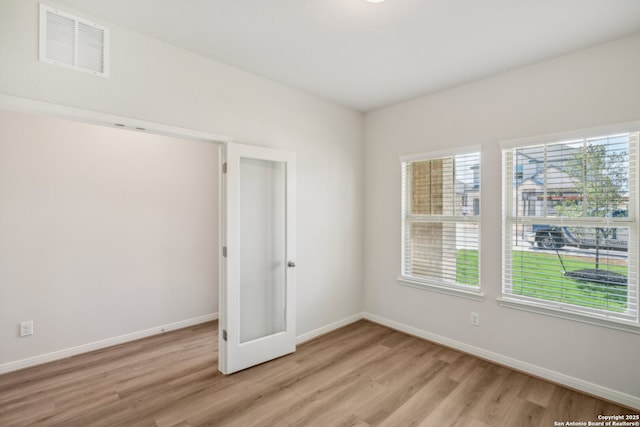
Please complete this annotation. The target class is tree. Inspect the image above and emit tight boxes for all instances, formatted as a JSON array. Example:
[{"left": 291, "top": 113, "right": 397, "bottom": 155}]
[{"left": 558, "top": 140, "right": 628, "bottom": 273}]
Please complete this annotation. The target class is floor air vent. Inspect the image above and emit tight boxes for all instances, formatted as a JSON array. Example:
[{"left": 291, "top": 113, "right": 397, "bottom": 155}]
[{"left": 39, "top": 4, "right": 110, "bottom": 77}]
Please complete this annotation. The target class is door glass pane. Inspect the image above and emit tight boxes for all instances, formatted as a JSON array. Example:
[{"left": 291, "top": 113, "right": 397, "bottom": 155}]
[{"left": 239, "top": 158, "right": 286, "bottom": 343}]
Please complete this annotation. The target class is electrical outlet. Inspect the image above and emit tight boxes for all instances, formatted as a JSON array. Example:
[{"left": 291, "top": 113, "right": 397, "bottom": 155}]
[
  {"left": 470, "top": 312, "right": 480, "bottom": 327},
  {"left": 20, "top": 321, "right": 33, "bottom": 337}
]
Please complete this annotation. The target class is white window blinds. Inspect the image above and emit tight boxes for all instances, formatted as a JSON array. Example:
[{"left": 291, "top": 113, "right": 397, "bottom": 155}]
[
  {"left": 401, "top": 150, "right": 480, "bottom": 291},
  {"left": 502, "top": 127, "right": 638, "bottom": 324}
]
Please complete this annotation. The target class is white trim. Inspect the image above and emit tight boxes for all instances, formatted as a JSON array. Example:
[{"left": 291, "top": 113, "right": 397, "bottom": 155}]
[
  {"left": 400, "top": 144, "right": 481, "bottom": 163},
  {"left": 4, "top": 310, "right": 637, "bottom": 409},
  {"left": 296, "top": 313, "right": 364, "bottom": 344},
  {"left": 497, "top": 297, "right": 640, "bottom": 334},
  {"left": 499, "top": 120, "right": 640, "bottom": 150},
  {"left": 218, "top": 144, "right": 228, "bottom": 374},
  {"left": 501, "top": 127, "right": 639, "bottom": 326},
  {"left": 0, "top": 312, "right": 366, "bottom": 374},
  {"left": 0, "top": 313, "right": 218, "bottom": 375},
  {"left": 363, "top": 312, "right": 640, "bottom": 410},
  {"left": 398, "top": 277, "right": 484, "bottom": 301},
  {"left": 0, "top": 93, "right": 231, "bottom": 144},
  {"left": 400, "top": 149, "right": 482, "bottom": 294}
]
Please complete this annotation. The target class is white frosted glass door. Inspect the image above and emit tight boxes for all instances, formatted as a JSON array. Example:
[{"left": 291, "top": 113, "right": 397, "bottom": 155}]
[
  {"left": 239, "top": 158, "right": 286, "bottom": 343},
  {"left": 219, "top": 142, "right": 296, "bottom": 374}
]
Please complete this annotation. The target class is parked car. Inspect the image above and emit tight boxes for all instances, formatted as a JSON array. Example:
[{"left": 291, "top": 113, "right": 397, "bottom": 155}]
[
  {"left": 525, "top": 225, "right": 566, "bottom": 249},
  {"left": 524, "top": 210, "right": 628, "bottom": 251}
]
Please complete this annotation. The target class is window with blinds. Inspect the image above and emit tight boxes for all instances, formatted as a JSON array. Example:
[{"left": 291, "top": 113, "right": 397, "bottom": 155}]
[
  {"left": 502, "top": 126, "right": 638, "bottom": 325},
  {"left": 400, "top": 150, "right": 480, "bottom": 293}
]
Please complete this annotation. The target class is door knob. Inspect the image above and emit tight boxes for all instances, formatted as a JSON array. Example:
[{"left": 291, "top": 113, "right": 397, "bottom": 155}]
[{"left": 287, "top": 260, "right": 296, "bottom": 268}]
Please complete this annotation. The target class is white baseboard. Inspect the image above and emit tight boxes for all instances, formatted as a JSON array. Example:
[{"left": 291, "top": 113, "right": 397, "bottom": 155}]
[
  {"left": 0, "top": 313, "right": 218, "bottom": 375},
  {"left": 296, "top": 312, "right": 364, "bottom": 344},
  {"left": 363, "top": 312, "right": 640, "bottom": 410},
  {"left": 4, "top": 310, "right": 637, "bottom": 410},
  {"left": 3, "top": 311, "right": 357, "bottom": 375}
]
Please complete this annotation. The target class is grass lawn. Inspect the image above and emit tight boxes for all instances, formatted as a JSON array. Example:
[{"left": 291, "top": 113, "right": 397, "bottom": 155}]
[
  {"left": 456, "top": 249, "right": 628, "bottom": 313},
  {"left": 456, "top": 249, "right": 480, "bottom": 287}
]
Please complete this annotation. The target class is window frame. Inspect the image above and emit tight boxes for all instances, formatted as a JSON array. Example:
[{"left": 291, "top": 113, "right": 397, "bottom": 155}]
[
  {"left": 500, "top": 122, "right": 639, "bottom": 332},
  {"left": 398, "top": 146, "right": 483, "bottom": 301}
]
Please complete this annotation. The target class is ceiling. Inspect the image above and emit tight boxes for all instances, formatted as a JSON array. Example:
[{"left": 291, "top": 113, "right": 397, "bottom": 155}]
[{"left": 54, "top": 0, "right": 640, "bottom": 112}]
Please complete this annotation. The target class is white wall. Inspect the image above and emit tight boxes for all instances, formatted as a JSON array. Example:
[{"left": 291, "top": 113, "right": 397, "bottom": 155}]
[
  {"left": 0, "top": 110, "right": 219, "bottom": 365},
  {"left": 363, "top": 33, "right": 640, "bottom": 403},
  {"left": 0, "top": 0, "right": 364, "bottom": 367},
  {"left": 3, "top": 0, "right": 636, "bottom": 407}
]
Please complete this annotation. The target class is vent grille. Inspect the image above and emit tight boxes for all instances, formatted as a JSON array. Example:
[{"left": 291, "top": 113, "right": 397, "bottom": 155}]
[{"left": 39, "top": 4, "right": 109, "bottom": 77}]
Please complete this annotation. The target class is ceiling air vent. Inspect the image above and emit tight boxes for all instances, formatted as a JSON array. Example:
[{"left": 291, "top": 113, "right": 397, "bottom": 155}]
[{"left": 39, "top": 4, "right": 110, "bottom": 77}]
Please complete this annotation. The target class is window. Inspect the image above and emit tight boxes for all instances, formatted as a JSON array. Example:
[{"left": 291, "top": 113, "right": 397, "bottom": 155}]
[
  {"left": 502, "top": 125, "right": 638, "bottom": 328},
  {"left": 400, "top": 148, "right": 481, "bottom": 297}
]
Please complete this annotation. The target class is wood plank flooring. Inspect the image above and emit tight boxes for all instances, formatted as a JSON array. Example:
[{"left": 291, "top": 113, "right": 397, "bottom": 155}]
[{"left": 0, "top": 320, "right": 636, "bottom": 426}]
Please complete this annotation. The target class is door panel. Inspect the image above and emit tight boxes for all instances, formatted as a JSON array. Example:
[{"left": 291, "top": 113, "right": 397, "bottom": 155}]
[
  {"left": 239, "top": 157, "right": 286, "bottom": 343},
  {"left": 219, "top": 143, "right": 296, "bottom": 374}
]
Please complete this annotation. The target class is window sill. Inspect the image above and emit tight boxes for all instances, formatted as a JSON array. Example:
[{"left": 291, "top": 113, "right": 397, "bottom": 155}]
[
  {"left": 497, "top": 297, "right": 640, "bottom": 334},
  {"left": 398, "top": 277, "right": 484, "bottom": 301}
]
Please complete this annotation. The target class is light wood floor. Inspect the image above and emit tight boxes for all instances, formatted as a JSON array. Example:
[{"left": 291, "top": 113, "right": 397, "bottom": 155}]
[{"left": 0, "top": 320, "right": 636, "bottom": 426}]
